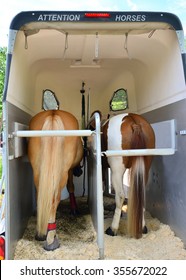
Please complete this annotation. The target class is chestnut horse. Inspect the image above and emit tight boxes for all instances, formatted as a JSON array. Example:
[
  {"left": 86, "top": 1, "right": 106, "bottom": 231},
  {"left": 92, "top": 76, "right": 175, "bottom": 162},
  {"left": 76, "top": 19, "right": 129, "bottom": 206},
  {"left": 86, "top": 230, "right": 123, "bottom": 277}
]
[
  {"left": 99, "top": 112, "right": 155, "bottom": 239},
  {"left": 28, "top": 110, "right": 83, "bottom": 250}
]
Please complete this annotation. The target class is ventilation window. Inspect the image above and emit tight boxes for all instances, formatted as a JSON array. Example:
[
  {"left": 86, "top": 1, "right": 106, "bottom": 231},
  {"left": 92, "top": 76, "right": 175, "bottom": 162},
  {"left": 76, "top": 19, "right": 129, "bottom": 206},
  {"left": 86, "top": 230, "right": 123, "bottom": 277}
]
[
  {"left": 42, "top": 89, "right": 59, "bottom": 110},
  {"left": 110, "top": 88, "right": 128, "bottom": 111}
]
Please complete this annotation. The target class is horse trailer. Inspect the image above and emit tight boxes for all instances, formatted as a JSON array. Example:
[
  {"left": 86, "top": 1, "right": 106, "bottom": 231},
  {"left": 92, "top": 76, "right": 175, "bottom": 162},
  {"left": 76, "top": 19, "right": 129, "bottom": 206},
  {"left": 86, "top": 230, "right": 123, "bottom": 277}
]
[{"left": 2, "top": 11, "right": 186, "bottom": 259}]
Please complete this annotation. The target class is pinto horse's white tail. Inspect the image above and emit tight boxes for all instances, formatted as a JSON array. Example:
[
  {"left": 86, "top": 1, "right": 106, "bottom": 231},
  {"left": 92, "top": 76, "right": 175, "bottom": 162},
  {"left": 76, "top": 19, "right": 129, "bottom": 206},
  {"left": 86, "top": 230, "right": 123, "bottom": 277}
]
[
  {"left": 127, "top": 156, "right": 146, "bottom": 238},
  {"left": 37, "top": 114, "right": 65, "bottom": 236}
]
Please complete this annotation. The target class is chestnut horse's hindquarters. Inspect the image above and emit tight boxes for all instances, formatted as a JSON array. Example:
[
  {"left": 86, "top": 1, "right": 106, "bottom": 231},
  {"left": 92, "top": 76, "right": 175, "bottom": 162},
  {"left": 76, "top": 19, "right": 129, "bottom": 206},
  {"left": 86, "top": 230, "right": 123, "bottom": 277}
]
[
  {"left": 127, "top": 156, "right": 146, "bottom": 239},
  {"left": 28, "top": 110, "right": 83, "bottom": 250}
]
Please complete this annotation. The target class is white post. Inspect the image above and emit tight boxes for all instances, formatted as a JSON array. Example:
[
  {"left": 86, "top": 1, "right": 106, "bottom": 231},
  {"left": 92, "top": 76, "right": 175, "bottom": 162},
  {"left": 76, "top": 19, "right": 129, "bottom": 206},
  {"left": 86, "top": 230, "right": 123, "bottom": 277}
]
[{"left": 94, "top": 112, "right": 104, "bottom": 259}]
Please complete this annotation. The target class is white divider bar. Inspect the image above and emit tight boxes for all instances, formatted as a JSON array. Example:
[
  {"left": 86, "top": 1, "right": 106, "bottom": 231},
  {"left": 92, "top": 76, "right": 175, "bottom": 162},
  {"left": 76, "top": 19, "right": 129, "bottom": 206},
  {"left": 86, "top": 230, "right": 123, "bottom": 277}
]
[
  {"left": 87, "top": 112, "right": 104, "bottom": 259},
  {"left": 94, "top": 113, "right": 104, "bottom": 260},
  {"left": 103, "top": 148, "right": 175, "bottom": 157},
  {"left": 12, "top": 130, "right": 93, "bottom": 137}
]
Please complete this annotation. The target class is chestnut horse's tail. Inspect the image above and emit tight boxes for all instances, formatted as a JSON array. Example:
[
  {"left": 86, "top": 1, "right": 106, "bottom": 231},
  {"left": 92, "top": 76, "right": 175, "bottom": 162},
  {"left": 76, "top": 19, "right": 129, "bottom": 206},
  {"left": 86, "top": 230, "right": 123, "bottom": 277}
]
[
  {"left": 127, "top": 124, "right": 146, "bottom": 239},
  {"left": 37, "top": 114, "right": 65, "bottom": 236}
]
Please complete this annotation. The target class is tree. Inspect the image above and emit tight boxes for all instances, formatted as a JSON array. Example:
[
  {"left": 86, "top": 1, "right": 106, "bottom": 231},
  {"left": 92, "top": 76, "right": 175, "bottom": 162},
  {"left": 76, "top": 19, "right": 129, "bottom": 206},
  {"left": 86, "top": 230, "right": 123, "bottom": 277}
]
[{"left": 0, "top": 47, "right": 7, "bottom": 128}]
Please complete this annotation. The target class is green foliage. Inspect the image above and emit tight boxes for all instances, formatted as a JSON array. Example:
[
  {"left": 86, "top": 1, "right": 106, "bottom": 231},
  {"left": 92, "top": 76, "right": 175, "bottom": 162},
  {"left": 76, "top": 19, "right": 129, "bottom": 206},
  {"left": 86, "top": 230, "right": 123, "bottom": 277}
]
[
  {"left": 0, "top": 47, "right": 7, "bottom": 118},
  {"left": 0, "top": 47, "right": 6, "bottom": 178},
  {"left": 110, "top": 88, "right": 128, "bottom": 111},
  {"left": 0, "top": 155, "right": 2, "bottom": 178}
]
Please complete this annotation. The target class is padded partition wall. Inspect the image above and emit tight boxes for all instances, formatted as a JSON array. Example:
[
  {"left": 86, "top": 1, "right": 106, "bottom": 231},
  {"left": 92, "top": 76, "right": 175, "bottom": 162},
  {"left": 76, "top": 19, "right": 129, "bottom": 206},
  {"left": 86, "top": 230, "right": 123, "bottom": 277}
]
[
  {"left": 145, "top": 99, "right": 186, "bottom": 247},
  {"left": 4, "top": 102, "right": 34, "bottom": 259}
]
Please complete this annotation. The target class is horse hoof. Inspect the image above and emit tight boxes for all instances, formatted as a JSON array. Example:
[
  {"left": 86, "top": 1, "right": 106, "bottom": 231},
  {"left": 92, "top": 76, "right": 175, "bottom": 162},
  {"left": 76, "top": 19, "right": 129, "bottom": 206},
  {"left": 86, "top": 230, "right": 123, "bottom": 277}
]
[
  {"left": 105, "top": 227, "right": 117, "bottom": 236},
  {"left": 43, "top": 236, "right": 60, "bottom": 251},
  {"left": 35, "top": 233, "right": 46, "bottom": 241},
  {"left": 70, "top": 209, "right": 80, "bottom": 216},
  {"left": 143, "top": 226, "right": 148, "bottom": 234}
]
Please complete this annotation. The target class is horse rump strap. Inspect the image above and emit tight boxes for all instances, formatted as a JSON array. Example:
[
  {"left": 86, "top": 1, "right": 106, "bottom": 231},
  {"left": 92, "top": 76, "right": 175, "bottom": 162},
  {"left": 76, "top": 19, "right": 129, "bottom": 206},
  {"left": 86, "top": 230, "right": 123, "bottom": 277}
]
[{"left": 47, "top": 222, "right": 56, "bottom": 231}]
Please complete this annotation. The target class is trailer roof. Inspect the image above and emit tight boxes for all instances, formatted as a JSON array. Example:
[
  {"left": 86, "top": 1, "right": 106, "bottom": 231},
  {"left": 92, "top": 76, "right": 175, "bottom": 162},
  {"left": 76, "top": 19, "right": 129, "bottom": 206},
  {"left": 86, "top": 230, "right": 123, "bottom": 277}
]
[{"left": 10, "top": 11, "right": 183, "bottom": 32}]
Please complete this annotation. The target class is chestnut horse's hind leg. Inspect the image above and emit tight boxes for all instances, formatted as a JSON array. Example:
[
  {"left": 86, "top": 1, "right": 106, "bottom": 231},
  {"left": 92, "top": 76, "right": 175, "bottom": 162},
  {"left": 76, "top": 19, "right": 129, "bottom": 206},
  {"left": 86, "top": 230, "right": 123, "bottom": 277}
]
[
  {"left": 43, "top": 191, "right": 61, "bottom": 251},
  {"left": 67, "top": 169, "right": 79, "bottom": 215}
]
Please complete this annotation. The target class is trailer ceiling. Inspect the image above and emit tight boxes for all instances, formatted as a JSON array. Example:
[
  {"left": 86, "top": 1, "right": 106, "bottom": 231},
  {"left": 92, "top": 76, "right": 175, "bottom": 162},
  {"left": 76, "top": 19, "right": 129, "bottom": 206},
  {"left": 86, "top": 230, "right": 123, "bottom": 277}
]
[
  {"left": 19, "top": 21, "right": 175, "bottom": 65},
  {"left": 22, "top": 21, "right": 173, "bottom": 35}
]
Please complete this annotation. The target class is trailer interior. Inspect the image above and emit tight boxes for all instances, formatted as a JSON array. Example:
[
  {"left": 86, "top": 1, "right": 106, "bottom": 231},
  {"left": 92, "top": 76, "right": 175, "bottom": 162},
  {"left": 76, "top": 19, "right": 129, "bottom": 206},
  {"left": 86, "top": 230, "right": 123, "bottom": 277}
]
[{"left": 3, "top": 11, "right": 186, "bottom": 259}]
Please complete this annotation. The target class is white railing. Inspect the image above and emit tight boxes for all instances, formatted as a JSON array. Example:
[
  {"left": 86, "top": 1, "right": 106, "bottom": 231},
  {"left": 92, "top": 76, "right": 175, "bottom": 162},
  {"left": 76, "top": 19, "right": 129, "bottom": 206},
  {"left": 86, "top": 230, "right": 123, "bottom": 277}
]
[
  {"left": 12, "top": 130, "right": 93, "bottom": 137},
  {"left": 103, "top": 148, "right": 175, "bottom": 157}
]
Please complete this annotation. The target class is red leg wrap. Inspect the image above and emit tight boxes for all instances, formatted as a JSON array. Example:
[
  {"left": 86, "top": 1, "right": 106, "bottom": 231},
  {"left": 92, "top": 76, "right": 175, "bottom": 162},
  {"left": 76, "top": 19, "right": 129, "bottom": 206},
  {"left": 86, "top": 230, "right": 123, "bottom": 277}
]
[{"left": 47, "top": 222, "right": 56, "bottom": 231}]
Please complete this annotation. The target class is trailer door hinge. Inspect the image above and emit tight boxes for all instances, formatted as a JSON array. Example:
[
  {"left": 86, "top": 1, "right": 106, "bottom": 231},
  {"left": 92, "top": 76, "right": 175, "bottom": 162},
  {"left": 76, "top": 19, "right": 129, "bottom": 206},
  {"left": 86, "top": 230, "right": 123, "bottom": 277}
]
[{"left": 180, "top": 130, "right": 186, "bottom": 135}]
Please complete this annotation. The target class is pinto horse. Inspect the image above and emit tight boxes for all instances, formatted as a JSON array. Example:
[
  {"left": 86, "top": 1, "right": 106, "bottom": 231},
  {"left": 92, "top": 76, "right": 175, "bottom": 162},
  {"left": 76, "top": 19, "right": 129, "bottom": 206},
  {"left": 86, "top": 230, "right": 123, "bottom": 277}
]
[
  {"left": 99, "top": 112, "right": 155, "bottom": 239},
  {"left": 28, "top": 110, "right": 83, "bottom": 250}
]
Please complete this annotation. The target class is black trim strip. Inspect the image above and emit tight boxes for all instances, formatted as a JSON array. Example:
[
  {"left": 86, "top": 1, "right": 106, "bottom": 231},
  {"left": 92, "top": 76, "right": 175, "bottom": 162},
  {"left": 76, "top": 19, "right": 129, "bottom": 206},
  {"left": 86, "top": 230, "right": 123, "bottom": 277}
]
[{"left": 9, "top": 11, "right": 183, "bottom": 31}]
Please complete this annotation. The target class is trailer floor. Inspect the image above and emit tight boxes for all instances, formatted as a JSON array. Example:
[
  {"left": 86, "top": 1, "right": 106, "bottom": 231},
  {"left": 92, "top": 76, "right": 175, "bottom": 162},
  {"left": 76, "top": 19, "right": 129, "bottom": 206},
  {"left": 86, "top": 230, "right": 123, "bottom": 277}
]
[{"left": 14, "top": 196, "right": 186, "bottom": 260}]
